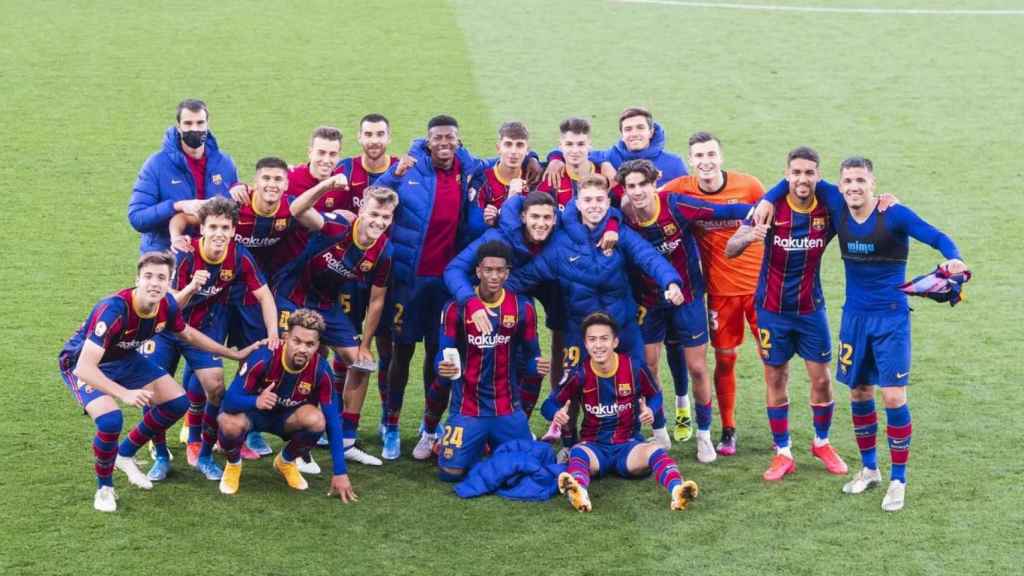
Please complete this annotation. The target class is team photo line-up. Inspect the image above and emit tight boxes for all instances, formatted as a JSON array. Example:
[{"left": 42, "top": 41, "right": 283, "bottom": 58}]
[{"left": 61, "top": 98, "right": 969, "bottom": 514}]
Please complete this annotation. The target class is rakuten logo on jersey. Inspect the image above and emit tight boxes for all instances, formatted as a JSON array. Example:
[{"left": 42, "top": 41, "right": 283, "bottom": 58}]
[
  {"left": 198, "top": 285, "right": 223, "bottom": 297},
  {"left": 117, "top": 339, "right": 147, "bottom": 351},
  {"left": 467, "top": 333, "right": 511, "bottom": 348},
  {"left": 584, "top": 401, "right": 632, "bottom": 418},
  {"left": 695, "top": 218, "right": 741, "bottom": 231},
  {"left": 236, "top": 235, "right": 281, "bottom": 248},
  {"left": 773, "top": 236, "right": 824, "bottom": 251},
  {"left": 322, "top": 252, "right": 358, "bottom": 279},
  {"left": 656, "top": 237, "right": 682, "bottom": 255}
]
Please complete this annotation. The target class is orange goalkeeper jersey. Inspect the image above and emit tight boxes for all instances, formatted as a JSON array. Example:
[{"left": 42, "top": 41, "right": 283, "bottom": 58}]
[{"left": 660, "top": 171, "right": 764, "bottom": 296}]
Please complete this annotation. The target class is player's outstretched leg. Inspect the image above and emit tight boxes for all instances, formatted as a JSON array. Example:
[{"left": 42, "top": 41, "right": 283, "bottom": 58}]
[
  {"left": 882, "top": 402, "right": 911, "bottom": 512},
  {"left": 810, "top": 401, "right": 848, "bottom": 475},
  {"left": 558, "top": 445, "right": 593, "bottom": 512},
  {"left": 92, "top": 410, "right": 123, "bottom": 512},
  {"left": 118, "top": 394, "right": 188, "bottom": 486},
  {"left": 844, "top": 392, "right": 882, "bottom": 495}
]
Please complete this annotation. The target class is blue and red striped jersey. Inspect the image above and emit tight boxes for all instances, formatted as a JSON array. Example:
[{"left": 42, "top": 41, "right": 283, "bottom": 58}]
[
  {"left": 536, "top": 162, "right": 624, "bottom": 212},
  {"left": 175, "top": 237, "right": 266, "bottom": 329},
  {"left": 274, "top": 213, "right": 392, "bottom": 310},
  {"left": 626, "top": 190, "right": 750, "bottom": 307},
  {"left": 551, "top": 353, "right": 660, "bottom": 445},
  {"left": 233, "top": 196, "right": 297, "bottom": 283},
  {"left": 470, "top": 165, "right": 520, "bottom": 213},
  {"left": 236, "top": 345, "right": 334, "bottom": 411},
  {"left": 754, "top": 194, "right": 834, "bottom": 315},
  {"left": 338, "top": 155, "right": 399, "bottom": 211},
  {"left": 61, "top": 288, "right": 187, "bottom": 362},
  {"left": 438, "top": 290, "right": 540, "bottom": 417}
]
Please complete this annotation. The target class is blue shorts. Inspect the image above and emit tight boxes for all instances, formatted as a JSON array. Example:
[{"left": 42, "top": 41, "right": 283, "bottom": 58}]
[
  {"left": 59, "top": 351, "right": 168, "bottom": 408},
  {"left": 580, "top": 438, "right": 647, "bottom": 479},
  {"left": 563, "top": 320, "right": 645, "bottom": 370},
  {"left": 276, "top": 295, "right": 359, "bottom": 349},
  {"left": 147, "top": 317, "right": 227, "bottom": 373},
  {"left": 233, "top": 407, "right": 302, "bottom": 438},
  {"left": 837, "top": 309, "right": 912, "bottom": 388},
  {"left": 227, "top": 302, "right": 269, "bottom": 348},
  {"left": 437, "top": 411, "right": 533, "bottom": 471},
  {"left": 391, "top": 277, "right": 449, "bottom": 345},
  {"left": 756, "top": 307, "right": 832, "bottom": 366},
  {"left": 638, "top": 300, "right": 709, "bottom": 347}
]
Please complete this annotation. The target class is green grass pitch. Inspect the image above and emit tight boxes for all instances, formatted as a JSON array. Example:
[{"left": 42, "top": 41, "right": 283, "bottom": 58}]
[{"left": 2, "top": 1, "right": 1021, "bottom": 574}]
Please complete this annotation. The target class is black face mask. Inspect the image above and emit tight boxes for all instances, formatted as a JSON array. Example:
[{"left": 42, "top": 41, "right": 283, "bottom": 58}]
[{"left": 180, "top": 130, "right": 208, "bottom": 149}]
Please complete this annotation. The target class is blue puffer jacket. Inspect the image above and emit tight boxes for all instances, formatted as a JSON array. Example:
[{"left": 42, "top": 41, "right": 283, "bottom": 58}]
[
  {"left": 604, "top": 122, "right": 688, "bottom": 186},
  {"left": 443, "top": 194, "right": 557, "bottom": 304},
  {"left": 506, "top": 200, "right": 681, "bottom": 332},
  {"left": 454, "top": 440, "right": 564, "bottom": 501},
  {"left": 128, "top": 126, "right": 237, "bottom": 253},
  {"left": 375, "top": 139, "right": 486, "bottom": 286}
]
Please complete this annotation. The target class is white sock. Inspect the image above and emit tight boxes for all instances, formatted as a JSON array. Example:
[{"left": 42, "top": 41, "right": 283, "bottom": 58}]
[
  {"left": 696, "top": 429, "right": 711, "bottom": 442},
  {"left": 812, "top": 436, "right": 830, "bottom": 448},
  {"left": 343, "top": 438, "right": 356, "bottom": 449},
  {"left": 776, "top": 445, "right": 793, "bottom": 458},
  {"left": 676, "top": 395, "right": 690, "bottom": 410}
]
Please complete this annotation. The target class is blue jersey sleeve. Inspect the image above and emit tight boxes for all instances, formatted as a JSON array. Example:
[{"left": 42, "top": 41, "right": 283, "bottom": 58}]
[
  {"left": 666, "top": 193, "right": 751, "bottom": 223},
  {"left": 85, "top": 297, "right": 128, "bottom": 350},
  {"left": 887, "top": 205, "right": 962, "bottom": 260}
]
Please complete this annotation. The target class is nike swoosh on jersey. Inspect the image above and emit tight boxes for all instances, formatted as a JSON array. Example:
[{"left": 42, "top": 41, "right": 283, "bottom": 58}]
[
  {"left": 691, "top": 331, "right": 705, "bottom": 339},
  {"left": 569, "top": 255, "right": 581, "bottom": 262},
  {"left": 773, "top": 221, "right": 789, "bottom": 226},
  {"left": 896, "top": 372, "right": 909, "bottom": 379},
  {"left": 171, "top": 179, "right": 183, "bottom": 184}
]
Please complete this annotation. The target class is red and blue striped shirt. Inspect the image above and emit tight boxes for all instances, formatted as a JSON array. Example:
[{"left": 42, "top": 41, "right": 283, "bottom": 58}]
[{"left": 61, "top": 288, "right": 186, "bottom": 362}]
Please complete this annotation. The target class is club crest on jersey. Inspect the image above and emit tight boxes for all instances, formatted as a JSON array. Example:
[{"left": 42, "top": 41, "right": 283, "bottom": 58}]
[
  {"left": 662, "top": 223, "right": 678, "bottom": 236},
  {"left": 502, "top": 314, "right": 516, "bottom": 328},
  {"left": 298, "top": 381, "right": 312, "bottom": 395},
  {"left": 360, "top": 259, "right": 374, "bottom": 272},
  {"left": 618, "top": 382, "right": 632, "bottom": 396},
  {"left": 155, "top": 321, "right": 166, "bottom": 333},
  {"left": 220, "top": 268, "right": 235, "bottom": 281},
  {"left": 93, "top": 321, "right": 107, "bottom": 337},
  {"left": 812, "top": 217, "right": 826, "bottom": 231},
  {"left": 212, "top": 174, "right": 223, "bottom": 185},
  {"left": 274, "top": 218, "right": 288, "bottom": 231}
]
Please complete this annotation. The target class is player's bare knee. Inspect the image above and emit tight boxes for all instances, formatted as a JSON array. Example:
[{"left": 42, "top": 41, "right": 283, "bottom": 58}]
[
  {"left": 218, "top": 413, "right": 247, "bottom": 436},
  {"left": 880, "top": 387, "right": 906, "bottom": 409},
  {"left": 303, "top": 410, "right": 326, "bottom": 433}
]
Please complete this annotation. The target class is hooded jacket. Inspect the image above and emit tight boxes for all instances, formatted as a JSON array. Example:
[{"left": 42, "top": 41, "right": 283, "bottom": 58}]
[
  {"left": 375, "top": 139, "right": 486, "bottom": 286},
  {"left": 604, "top": 122, "right": 688, "bottom": 186},
  {"left": 128, "top": 126, "right": 237, "bottom": 253}
]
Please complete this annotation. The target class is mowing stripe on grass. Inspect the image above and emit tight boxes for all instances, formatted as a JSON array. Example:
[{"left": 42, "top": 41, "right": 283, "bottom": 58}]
[{"left": 614, "top": 0, "right": 1024, "bottom": 16}]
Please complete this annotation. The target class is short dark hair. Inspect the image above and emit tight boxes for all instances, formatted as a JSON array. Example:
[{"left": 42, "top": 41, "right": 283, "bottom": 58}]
[
  {"left": 255, "top": 156, "right": 289, "bottom": 172},
  {"left": 559, "top": 117, "right": 591, "bottom": 135},
  {"left": 198, "top": 196, "right": 239, "bottom": 226},
  {"left": 176, "top": 99, "right": 208, "bottom": 122},
  {"left": 840, "top": 156, "right": 874, "bottom": 174},
  {"left": 787, "top": 146, "right": 820, "bottom": 167},
  {"left": 475, "top": 240, "right": 513, "bottom": 268},
  {"left": 498, "top": 121, "right": 529, "bottom": 141},
  {"left": 522, "top": 190, "right": 557, "bottom": 212},
  {"left": 427, "top": 115, "right": 459, "bottom": 130},
  {"left": 360, "top": 113, "right": 390, "bottom": 129},
  {"left": 137, "top": 251, "right": 175, "bottom": 275},
  {"left": 582, "top": 311, "right": 619, "bottom": 337},
  {"left": 310, "top": 125, "right": 342, "bottom": 144},
  {"left": 618, "top": 106, "right": 652, "bottom": 130},
  {"left": 616, "top": 159, "right": 659, "bottom": 186},
  {"left": 688, "top": 131, "right": 720, "bottom": 149}
]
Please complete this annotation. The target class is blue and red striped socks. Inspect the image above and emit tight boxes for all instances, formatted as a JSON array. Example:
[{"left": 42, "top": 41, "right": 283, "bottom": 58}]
[
  {"left": 342, "top": 411, "right": 360, "bottom": 446},
  {"left": 118, "top": 396, "right": 188, "bottom": 458},
  {"left": 851, "top": 399, "right": 878, "bottom": 470},
  {"left": 199, "top": 402, "right": 220, "bottom": 459},
  {"left": 695, "top": 401, "right": 713, "bottom": 433},
  {"left": 93, "top": 411, "right": 123, "bottom": 488},
  {"left": 186, "top": 381, "right": 206, "bottom": 444},
  {"left": 648, "top": 448, "right": 683, "bottom": 494},
  {"left": 766, "top": 403, "right": 790, "bottom": 450},
  {"left": 282, "top": 430, "right": 322, "bottom": 462},
  {"left": 217, "top": 427, "right": 245, "bottom": 464},
  {"left": 885, "top": 404, "right": 912, "bottom": 483},
  {"left": 811, "top": 401, "right": 834, "bottom": 444},
  {"left": 567, "top": 446, "right": 592, "bottom": 488}
]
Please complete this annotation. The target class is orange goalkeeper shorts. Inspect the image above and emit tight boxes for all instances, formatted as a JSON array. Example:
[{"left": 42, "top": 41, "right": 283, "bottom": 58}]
[{"left": 707, "top": 293, "right": 759, "bottom": 351}]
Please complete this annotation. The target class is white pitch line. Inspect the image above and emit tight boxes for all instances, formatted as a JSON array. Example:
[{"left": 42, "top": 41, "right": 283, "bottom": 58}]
[{"left": 614, "top": 0, "right": 1024, "bottom": 16}]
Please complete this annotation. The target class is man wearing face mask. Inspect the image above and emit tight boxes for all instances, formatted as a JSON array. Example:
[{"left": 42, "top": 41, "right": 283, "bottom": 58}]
[{"left": 129, "top": 99, "right": 238, "bottom": 253}]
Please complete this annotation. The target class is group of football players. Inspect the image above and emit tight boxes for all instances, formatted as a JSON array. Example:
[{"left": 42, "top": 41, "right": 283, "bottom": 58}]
[{"left": 60, "top": 99, "right": 967, "bottom": 514}]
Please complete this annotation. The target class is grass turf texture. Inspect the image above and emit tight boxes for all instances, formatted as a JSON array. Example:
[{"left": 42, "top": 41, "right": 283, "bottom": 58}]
[{"left": 2, "top": 1, "right": 1021, "bottom": 574}]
